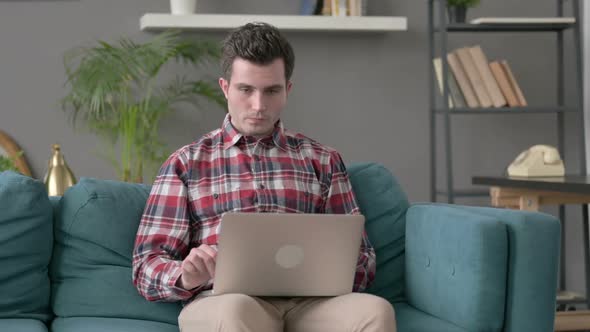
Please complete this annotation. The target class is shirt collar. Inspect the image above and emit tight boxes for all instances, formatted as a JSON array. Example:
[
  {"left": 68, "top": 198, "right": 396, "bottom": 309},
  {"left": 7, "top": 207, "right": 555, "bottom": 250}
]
[{"left": 221, "top": 114, "right": 287, "bottom": 151}]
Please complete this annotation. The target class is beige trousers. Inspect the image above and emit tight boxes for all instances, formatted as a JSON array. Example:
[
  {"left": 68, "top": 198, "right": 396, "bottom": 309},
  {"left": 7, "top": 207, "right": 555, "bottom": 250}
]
[{"left": 178, "top": 293, "right": 396, "bottom": 332}]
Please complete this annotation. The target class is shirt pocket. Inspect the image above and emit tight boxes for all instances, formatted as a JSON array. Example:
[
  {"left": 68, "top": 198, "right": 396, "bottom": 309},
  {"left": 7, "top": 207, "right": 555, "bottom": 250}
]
[
  {"left": 269, "top": 172, "right": 326, "bottom": 213},
  {"left": 189, "top": 181, "right": 246, "bottom": 223}
]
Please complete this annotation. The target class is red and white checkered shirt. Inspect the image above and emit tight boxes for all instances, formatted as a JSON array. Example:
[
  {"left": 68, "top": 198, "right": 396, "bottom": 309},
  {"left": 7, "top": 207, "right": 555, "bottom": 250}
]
[{"left": 132, "top": 114, "right": 376, "bottom": 302}]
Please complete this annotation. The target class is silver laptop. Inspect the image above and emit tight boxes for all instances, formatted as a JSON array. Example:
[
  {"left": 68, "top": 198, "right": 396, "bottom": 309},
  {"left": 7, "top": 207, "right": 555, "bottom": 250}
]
[{"left": 212, "top": 212, "right": 365, "bottom": 297}]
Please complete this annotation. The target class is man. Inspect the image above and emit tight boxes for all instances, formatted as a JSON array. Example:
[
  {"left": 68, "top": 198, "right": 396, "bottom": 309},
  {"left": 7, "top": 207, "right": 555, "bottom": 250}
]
[{"left": 132, "top": 22, "right": 396, "bottom": 332}]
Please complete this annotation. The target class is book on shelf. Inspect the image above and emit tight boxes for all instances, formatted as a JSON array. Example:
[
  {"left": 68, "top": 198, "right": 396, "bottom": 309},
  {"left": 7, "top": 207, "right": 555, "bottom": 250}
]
[
  {"left": 321, "top": 0, "right": 366, "bottom": 16},
  {"left": 300, "top": 0, "right": 324, "bottom": 15},
  {"left": 347, "top": 0, "right": 357, "bottom": 16},
  {"left": 454, "top": 47, "right": 493, "bottom": 108},
  {"left": 433, "top": 58, "right": 454, "bottom": 108},
  {"left": 489, "top": 61, "right": 520, "bottom": 107},
  {"left": 447, "top": 53, "right": 479, "bottom": 108},
  {"left": 469, "top": 45, "right": 507, "bottom": 108},
  {"left": 322, "top": 0, "right": 332, "bottom": 15},
  {"left": 433, "top": 58, "right": 466, "bottom": 108},
  {"left": 470, "top": 17, "right": 575, "bottom": 25},
  {"left": 331, "top": 0, "right": 348, "bottom": 16},
  {"left": 436, "top": 45, "right": 528, "bottom": 109},
  {"left": 345, "top": 0, "right": 367, "bottom": 16},
  {"left": 447, "top": 67, "right": 466, "bottom": 108},
  {"left": 500, "top": 60, "right": 527, "bottom": 106}
]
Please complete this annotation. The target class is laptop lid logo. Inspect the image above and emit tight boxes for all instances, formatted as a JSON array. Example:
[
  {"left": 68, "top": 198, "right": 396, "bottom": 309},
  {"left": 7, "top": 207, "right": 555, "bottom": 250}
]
[{"left": 275, "top": 245, "right": 304, "bottom": 269}]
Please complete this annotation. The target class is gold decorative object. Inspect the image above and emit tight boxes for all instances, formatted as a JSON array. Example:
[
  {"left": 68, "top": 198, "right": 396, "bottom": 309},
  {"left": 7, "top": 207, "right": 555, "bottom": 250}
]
[{"left": 44, "top": 144, "right": 77, "bottom": 196}]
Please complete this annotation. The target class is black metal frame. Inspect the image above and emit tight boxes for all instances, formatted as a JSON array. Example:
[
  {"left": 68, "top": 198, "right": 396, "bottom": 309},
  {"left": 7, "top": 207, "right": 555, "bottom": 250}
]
[
  {"left": 428, "top": 0, "right": 588, "bottom": 309},
  {"left": 429, "top": 0, "right": 585, "bottom": 204}
]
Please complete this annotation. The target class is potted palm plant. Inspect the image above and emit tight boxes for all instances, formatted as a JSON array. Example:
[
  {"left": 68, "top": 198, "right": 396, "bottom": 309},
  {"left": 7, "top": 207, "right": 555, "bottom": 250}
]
[
  {"left": 0, "top": 153, "right": 20, "bottom": 172},
  {"left": 447, "top": 0, "right": 480, "bottom": 23},
  {"left": 62, "top": 30, "right": 225, "bottom": 183}
]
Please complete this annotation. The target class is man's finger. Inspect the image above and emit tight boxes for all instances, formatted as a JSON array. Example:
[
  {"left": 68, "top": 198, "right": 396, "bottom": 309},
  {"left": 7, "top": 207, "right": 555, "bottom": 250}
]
[
  {"left": 195, "top": 250, "right": 216, "bottom": 278},
  {"left": 183, "top": 258, "right": 203, "bottom": 275},
  {"left": 198, "top": 244, "right": 218, "bottom": 259}
]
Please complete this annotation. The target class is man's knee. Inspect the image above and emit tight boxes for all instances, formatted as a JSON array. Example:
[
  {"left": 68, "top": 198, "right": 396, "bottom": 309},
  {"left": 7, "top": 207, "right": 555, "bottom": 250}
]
[
  {"left": 370, "top": 296, "right": 396, "bottom": 326},
  {"left": 179, "top": 294, "right": 280, "bottom": 332},
  {"left": 181, "top": 294, "right": 260, "bottom": 320},
  {"left": 350, "top": 294, "right": 396, "bottom": 330},
  {"left": 214, "top": 293, "right": 263, "bottom": 316}
]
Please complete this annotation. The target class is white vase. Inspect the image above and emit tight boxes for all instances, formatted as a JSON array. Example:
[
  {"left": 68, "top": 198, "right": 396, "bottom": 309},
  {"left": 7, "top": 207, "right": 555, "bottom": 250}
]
[{"left": 170, "top": 0, "right": 197, "bottom": 15}]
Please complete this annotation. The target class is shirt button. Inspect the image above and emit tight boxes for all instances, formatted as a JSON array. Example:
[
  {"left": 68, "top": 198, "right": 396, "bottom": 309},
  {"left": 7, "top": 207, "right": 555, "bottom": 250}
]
[
  {"left": 213, "top": 193, "right": 219, "bottom": 199},
  {"left": 253, "top": 196, "right": 258, "bottom": 204},
  {"left": 253, "top": 155, "right": 260, "bottom": 161},
  {"left": 259, "top": 184, "right": 265, "bottom": 189},
  {"left": 304, "top": 191, "right": 310, "bottom": 197}
]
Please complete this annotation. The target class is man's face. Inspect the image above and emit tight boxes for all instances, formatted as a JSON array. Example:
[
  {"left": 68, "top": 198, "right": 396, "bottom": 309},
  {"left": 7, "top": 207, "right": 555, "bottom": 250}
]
[{"left": 219, "top": 57, "right": 292, "bottom": 137}]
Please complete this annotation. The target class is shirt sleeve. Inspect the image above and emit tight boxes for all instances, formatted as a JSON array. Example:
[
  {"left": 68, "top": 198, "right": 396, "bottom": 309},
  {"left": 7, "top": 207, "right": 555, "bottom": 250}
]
[
  {"left": 324, "top": 151, "right": 376, "bottom": 292},
  {"left": 132, "top": 151, "right": 195, "bottom": 302}
]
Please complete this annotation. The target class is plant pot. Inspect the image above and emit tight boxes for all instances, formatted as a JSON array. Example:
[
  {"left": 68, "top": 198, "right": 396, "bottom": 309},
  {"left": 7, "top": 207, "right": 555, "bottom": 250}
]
[
  {"left": 447, "top": 5, "right": 467, "bottom": 23},
  {"left": 170, "top": 0, "right": 197, "bottom": 15}
]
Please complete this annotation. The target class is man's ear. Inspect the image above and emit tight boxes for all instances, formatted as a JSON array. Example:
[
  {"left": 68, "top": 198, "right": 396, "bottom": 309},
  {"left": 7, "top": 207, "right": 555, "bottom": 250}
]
[
  {"left": 286, "top": 80, "right": 293, "bottom": 96},
  {"left": 219, "top": 77, "right": 229, "bottom": 99}
]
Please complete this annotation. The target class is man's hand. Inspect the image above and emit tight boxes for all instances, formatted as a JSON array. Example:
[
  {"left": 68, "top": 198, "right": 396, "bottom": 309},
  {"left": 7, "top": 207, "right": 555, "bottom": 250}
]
[{"left": 177, "top": 244, "right": 217, "bottom": 290}]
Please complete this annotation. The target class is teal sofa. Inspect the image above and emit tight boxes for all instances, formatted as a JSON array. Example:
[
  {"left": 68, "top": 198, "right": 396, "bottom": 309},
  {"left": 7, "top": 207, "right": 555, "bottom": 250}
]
[{"left": 0, "top": 162, "right": 560, "bottom": 332}]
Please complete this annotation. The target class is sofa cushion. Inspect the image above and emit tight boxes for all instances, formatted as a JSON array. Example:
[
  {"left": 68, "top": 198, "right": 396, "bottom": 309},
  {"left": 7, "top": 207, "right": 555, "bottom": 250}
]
[
  {"left": 51, "top": 317, "right": 178, "bottom": 332},
  {"left": 449, "top": 204, "right": 560, "bottom": 332},
  {"left": 347, "top": 163, "right": 409, "bottom": 303},
  {"left": 0, "top": 171, "right": 53, "bottom": 322},
  {"left": 393, "top": 303, "right": 467, "bottom": 332},
  {"left": 405, "top": 204, "right": 508, "bottom": 331},
  {"left": 50, "top": 178, "right": 181, "bottom": 325},
  {"left": 0, "top": 318, "right": 48, "bottom": 332}
]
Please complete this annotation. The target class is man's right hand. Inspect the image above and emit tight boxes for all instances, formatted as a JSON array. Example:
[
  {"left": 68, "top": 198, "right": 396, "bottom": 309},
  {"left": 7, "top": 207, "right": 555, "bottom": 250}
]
[{"left": 177, "top": 244, "right": 217, "bottom": 290}]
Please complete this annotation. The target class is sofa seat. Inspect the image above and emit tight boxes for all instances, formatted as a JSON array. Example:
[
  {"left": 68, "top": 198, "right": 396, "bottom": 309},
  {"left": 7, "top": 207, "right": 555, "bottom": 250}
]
[
  {"left": 51, "top": 317, "right": 178, "bottom": 332},
  {"left": 0, "top": 318, "right": 48, "bottom": 332},
  {"left": 394, "top": 303, "right": 467, "bottom": 332}
]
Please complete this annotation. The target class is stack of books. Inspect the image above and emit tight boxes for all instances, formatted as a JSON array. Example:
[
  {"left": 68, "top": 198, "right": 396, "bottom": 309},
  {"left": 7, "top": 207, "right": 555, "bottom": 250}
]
[
  {"left": 300, "top": 0, "right": 367, "bottom": 17},
  {"left": 434, "top": 45, "right": 527, "bottom": 109}
]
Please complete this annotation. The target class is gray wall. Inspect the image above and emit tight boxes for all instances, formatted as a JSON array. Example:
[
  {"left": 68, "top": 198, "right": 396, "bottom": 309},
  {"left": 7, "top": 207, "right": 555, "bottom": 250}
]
[{"left": 1, "top": 1, "right": 587, "bottom": 299}]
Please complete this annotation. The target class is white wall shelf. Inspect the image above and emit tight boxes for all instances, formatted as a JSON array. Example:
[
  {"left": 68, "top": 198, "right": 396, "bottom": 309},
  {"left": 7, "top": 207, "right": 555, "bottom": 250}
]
[{"left": 140, "top": 14, "right": 408, "bottom": 32}]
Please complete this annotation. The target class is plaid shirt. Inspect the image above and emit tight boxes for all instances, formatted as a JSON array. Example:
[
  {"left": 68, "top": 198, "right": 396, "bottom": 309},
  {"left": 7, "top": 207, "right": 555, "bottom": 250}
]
[{"left": 132, "top": 114, "right": 376, "bottom": 302}]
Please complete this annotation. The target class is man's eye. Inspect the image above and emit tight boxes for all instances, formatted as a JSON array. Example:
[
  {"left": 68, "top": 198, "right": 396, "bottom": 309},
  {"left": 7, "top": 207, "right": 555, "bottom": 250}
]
[
  {"left": 268, "top": 89, "right": 280, "bottom": 95},
  {"left": 239, "top": 87, "right": 252, "bottom": 93}
]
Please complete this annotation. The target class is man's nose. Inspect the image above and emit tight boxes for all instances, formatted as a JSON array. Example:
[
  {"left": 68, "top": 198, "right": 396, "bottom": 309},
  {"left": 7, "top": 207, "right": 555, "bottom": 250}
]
[{"left": 251, "top": 92, "right": 267, "bottom": 111}]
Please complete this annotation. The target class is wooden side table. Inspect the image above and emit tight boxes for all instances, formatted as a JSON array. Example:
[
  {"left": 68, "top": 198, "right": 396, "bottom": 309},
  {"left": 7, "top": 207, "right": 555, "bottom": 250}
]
[
  {"left": 473, "top": 175, "right": 590, "bottom": 331},
  {"left": 489, "top": 186, "right": 590, "bottom": 211}
]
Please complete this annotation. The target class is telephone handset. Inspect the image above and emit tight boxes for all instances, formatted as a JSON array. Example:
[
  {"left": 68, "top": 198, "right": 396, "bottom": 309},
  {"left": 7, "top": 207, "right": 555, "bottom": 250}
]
[{"left": 507, "top": 145, "right": 565, "bottom": 177}]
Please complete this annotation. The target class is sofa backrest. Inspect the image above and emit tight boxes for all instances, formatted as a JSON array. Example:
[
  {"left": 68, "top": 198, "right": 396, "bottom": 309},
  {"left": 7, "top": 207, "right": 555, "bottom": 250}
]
[
  {"left": 0, "top": 171, "right": 53, "bottom": 323},
  {"left": 50, "top": 178, "right": 182, "bottom": 325},
  {"left": 347, "top": 163, "right": 409, "bottom": 303},
  {"left": 48, "top": 162, "right": 409, "bottom": 325}
]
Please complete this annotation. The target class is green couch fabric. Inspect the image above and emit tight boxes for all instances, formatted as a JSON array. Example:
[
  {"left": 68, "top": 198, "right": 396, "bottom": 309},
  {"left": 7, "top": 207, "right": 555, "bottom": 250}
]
[
  {"left": 0, "top": 171, "right": 53, "bottom": 323},
  {"left": 347, "top": 163, "right": 409, "bottom": 303},
  {"left": 0, "top": 318, "right": 48, "bottom": 332},
  {"left": 0, "top": 161, "right": 555, "bottom": 332},
  {"left": 448, "top": 204, "right": 560, "bottom": 332},
  {"left": 50, "top": 178, "right": 182, "bottom": 325},
  {"left": 405, "top": 204, "right": 508, "bottom": 331},
  {"left": 51, "top": 317, "right": 178, "bottom": 332},
  {"left": 393, "top": 303, "right": 467, "bottom": 332}
]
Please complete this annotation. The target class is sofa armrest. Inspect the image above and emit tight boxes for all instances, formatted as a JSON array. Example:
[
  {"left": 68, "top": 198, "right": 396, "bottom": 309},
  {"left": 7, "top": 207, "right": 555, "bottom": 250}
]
[
  {"left": 406, "top": 203, "right": 559, "bottom": 332},
  {"left": 405, "top": 204, "right": 508, "bottom": 331},
  {"left": 446, "top": 204, "right": 560, "bottom": 332}
]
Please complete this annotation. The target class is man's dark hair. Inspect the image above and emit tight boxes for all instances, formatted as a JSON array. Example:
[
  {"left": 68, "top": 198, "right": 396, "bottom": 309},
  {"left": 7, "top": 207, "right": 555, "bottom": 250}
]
[{"left": 221, "top": 22, "right": 295, "bottom": 82}]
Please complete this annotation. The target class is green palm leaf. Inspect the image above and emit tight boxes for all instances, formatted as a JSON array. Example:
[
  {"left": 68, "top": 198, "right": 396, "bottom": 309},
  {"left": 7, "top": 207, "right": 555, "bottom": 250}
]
[{"left": 62, "top": 30, "right": 224, "bottom": 182}]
